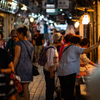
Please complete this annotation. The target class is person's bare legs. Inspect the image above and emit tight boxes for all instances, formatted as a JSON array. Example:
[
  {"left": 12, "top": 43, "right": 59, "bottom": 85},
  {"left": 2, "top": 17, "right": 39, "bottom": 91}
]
[
  {"left": 36, "top": 53, "right": 39, "bottom": 62},
  {"left": 22, "top": 83, "right": 30, "bottom": 100}
]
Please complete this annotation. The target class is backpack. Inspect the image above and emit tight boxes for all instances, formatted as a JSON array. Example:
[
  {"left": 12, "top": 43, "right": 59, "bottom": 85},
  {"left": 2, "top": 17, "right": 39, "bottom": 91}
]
[{"left": 38, "top": 46, "right": 55, "bottom": 66}]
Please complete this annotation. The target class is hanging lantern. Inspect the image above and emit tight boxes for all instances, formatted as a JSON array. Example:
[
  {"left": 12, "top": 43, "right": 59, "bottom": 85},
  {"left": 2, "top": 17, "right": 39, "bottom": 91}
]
[{"left": 82, "top": 13, "right": 90, "bottom": 25}]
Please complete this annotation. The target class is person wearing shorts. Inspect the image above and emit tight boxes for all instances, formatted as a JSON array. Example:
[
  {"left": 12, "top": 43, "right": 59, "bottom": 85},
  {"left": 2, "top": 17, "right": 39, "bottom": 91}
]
[
  {"left": 33, "top": 30, "right": 44, "bottom": 61},
  {"left": 35, "top": 45, "right": 42, "bottom": 54}
]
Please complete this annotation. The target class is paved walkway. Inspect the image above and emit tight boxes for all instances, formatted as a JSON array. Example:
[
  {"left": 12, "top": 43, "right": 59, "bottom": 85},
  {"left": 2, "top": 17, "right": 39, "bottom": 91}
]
[
  {"left": 18, "top": 63, "right": 87, "bottom": 100},
  {"left": 18, "top": 63, "right": 60, "bottom": 100}
]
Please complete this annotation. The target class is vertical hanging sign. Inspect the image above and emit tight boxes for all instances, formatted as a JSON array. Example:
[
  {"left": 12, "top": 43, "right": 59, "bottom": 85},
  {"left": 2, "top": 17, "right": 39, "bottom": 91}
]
[{"left": 58, "top": 0, "right": 69, "bottom": 9}]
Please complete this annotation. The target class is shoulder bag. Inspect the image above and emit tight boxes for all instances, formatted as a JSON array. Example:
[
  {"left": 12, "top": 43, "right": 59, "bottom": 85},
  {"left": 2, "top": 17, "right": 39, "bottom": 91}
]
[{"left": 21, "top": 41, "right": 39, "bottom": 76}]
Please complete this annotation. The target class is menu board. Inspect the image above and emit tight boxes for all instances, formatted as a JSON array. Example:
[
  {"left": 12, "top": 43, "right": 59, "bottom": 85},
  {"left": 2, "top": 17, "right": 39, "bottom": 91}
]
[{"left": 0, "top": 16, "right": 4, "bottom": 32}]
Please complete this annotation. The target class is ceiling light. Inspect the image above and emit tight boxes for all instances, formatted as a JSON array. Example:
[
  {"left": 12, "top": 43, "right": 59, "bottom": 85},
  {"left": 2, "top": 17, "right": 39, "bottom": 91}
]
[
  {"left": 74, "top": 21, "right": 79, "bottom": 28},
  {"left": 62, "top": 13, "right": 65, "bottom": 15},
  {"left": 60, "top": 9, "right": 63, "bottom": 11},
  {"left": 30, "top": 17, "right": 34, "bottom": 23},
  {"left": 69, "top": 16, "right": 72, "bottom": 19}
]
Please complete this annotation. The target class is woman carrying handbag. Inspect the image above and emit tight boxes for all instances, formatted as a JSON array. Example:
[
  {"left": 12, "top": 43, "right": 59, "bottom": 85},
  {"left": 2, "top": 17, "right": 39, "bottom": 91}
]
[{"left": 14, "top": 26, "right": 35, "bottom": 100}]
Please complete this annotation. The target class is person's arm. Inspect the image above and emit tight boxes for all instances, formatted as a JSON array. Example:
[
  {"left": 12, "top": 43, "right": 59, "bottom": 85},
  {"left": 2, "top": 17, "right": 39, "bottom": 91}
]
[
  {"left": 82, "top": 42, "right": 100, "bottom": 54},
  {"left": 33, "top": 39, "right": 35, "bottom": 45},
  {"left": 14, "top": 45, "right": 21, "bottom": 68},
  {"left": 89, "top": 61, "right": 97, "bottom": 66},
  {"left": 47, "top": 48, "right": 55, "bottom": 78},
  {"left": 0, "top": 62, "right": 14, "bottom": 74},
  {"left": 49, "top": 67, "right": 54, "bottom": 78},
  {"left": 42, "top": 39, "right": 44, "bottom": 46}
]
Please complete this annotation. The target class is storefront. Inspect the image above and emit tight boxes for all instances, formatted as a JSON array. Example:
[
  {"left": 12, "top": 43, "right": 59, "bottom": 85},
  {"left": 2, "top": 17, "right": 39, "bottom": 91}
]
[{"left": 0, "top": 0, "right": 19, "bottom": 41}]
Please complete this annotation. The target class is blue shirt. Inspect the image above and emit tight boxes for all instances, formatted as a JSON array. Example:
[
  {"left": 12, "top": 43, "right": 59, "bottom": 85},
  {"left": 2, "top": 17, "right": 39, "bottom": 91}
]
[
  {"left": 57, "top": 45, "right": 84, "bottom": 76},
  {"left": 44, "top": 24, "right": 48, "bottom": 34}
]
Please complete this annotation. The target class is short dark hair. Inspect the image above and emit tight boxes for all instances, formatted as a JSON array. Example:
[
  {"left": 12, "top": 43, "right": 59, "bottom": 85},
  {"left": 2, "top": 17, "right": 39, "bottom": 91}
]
[
  {"left": 70, "top": 35, "right": 81, "bottom": 44},
  {"left": 64, "top": 34, "right": 73, "bottom": 43},
  {"left": 0, "top": 31, "right": 3, "bottom": 39},
  {"left": 80, "top": 38, "right": 90, "bottom": 46}
]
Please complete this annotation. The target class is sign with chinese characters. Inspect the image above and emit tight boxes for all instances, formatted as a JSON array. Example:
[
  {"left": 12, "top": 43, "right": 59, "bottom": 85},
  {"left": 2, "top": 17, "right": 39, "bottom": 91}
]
[{"left": 58, "top": 0, "right": 69, "bottom": 9}]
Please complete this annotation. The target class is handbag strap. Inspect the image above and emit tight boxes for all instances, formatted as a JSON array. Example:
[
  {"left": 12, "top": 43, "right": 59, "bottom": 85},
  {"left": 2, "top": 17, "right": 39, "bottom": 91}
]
[
  {"left": 21, "top": 41, "right": 31, "bottom": 59},
  {"left": 62, "top": 45, "right": 72, "bottom": 53}
]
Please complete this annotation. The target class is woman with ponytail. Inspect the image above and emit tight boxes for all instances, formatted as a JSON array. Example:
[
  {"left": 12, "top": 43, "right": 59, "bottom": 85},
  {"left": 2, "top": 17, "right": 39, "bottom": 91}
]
[{"left": 14, "top": 26, "right": 34, "bottom": 100}]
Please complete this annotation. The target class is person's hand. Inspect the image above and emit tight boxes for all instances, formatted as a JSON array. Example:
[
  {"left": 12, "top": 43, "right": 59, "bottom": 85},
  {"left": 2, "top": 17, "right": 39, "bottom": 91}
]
[
  {"left": 49, "top": 67, "right": 54, "bottom": 78},
  {"left": 50, "top": 72, "right": 54, "bottom": 79}
]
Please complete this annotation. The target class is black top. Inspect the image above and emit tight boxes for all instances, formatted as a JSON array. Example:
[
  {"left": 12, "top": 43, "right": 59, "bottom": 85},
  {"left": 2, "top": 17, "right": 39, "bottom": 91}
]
[
  {"left": 0, "top": 48, "right": 16, "bottom": 99},
  {"left": 0, "top": 48, "right": 12, "bottom": 69},
  {"left": 33, "top": 34, "right": 44, "bottom": 46}
]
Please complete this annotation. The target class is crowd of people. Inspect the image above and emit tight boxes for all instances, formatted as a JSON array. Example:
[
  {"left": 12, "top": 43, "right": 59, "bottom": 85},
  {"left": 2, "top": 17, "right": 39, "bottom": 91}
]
[{"left": 0, "top": 25, "right": 100, "bottom": 100}]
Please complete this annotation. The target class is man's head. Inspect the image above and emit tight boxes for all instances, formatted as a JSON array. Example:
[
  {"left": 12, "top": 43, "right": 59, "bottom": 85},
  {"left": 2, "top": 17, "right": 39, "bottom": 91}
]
[
  {"left": 10, "top": 29, "right": 18, "bottom": 41},
  {"left": 36, "top": 30, "right": 40, "bottom": 35},
  {"left": 70, "top": 35, "right": 81, "bottom": 45},
  {"left": 64, "top": 33, "right": 74, "bottom": 44},
  {"left": 80, "top": 37, "right": 90, "bottom": 47}
]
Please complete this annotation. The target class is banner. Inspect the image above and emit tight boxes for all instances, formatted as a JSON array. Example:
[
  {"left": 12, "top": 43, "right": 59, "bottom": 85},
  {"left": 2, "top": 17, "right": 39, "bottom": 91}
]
[{"left": 58, "top": 0, "right": 69, "bottom": 9}]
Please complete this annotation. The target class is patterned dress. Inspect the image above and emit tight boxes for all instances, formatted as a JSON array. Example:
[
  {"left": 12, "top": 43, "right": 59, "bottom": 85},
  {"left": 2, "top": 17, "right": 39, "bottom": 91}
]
[{"left": 15, "top": 40, "right": 34, "bottom": 83}]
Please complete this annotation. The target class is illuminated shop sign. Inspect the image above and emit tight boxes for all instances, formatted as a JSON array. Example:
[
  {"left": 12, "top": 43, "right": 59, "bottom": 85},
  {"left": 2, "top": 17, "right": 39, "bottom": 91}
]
[{"left": 0, "top": 0, "right": 19, "bottom": 14}]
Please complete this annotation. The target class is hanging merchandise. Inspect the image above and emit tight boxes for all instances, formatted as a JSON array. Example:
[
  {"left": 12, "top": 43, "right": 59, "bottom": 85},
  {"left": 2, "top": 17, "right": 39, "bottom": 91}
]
[{"left": 65, "top": 25, "right": 75, "bottom": 36}]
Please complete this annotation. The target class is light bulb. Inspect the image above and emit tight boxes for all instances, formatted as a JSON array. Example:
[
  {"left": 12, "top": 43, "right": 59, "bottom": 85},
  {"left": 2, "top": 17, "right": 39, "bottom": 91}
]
[
  {"left": 74, "top": 21, "right": 79, "bottom": 28},
  {"left": 30, "top": 17, "right": 34, "bottom": 23}
]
